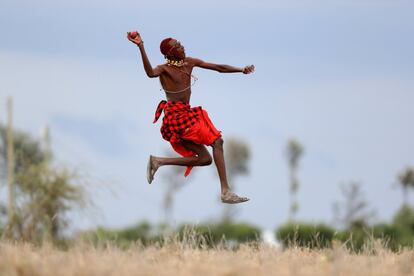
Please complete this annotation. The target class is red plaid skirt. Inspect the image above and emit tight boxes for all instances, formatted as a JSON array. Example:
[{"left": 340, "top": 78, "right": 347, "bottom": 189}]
[{"left": 153, "top": 100, "right": 222, "bottom": 176}]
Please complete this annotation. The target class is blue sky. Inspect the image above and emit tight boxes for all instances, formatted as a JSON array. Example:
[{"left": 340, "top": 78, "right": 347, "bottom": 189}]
[{"left": 1, "top": 0, "right": 414, "bottom": 231}]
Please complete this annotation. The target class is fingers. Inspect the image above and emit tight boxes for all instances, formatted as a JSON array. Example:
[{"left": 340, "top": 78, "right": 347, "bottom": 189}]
[
  {"left": 126, "top": 31, "right": 141, "bottom": 44},
  {"left": 243, "top": 65, "right": 255, "bottom": 74},
  {"left": 247, "top": 65, "right": 255, "bottom": 74},
  {"left": 126, "top": 32, "right": 133, "bottom": 41},
  {"left": 126, "top": 31, "right": 139, "bottom": 39}
]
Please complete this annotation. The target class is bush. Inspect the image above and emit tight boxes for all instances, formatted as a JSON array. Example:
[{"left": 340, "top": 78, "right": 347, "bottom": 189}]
[
  {"left": 276, "top": 221, "right": 414, "bottom": 252},
  {"left": 393, "top": 204, "right": 414, "bottom": 232},
  {"left": 177, "top": 222, "right": 261, "bottom": 247},
  {"left": 335, "top": 229, "right": 367, "bottom": 252},
  {"left": 212, "top": 222, "right": 261, "bottom": 243},
  {"left": 80, "top": 221, "right": 261, "bottom": 249},
  {"left": 336, "top": 224, "right": 414, "bottom": 252},
  {"left": 80, "top": 221, "right": 163, "bottom": 248},
  {"left": 276, "top": 222, "right": 335, "bottom": 249},
  {"left": 374, "top": 224, "right": 414, "bottom": 249}
]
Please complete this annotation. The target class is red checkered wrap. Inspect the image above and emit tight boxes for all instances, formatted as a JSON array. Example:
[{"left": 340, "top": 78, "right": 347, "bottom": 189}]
[
  {"left": 153, "top": 100, "right": 203, "bottom": 143},
  {"left": 153, "top": 100, "right": 221, "bottom": 177}
]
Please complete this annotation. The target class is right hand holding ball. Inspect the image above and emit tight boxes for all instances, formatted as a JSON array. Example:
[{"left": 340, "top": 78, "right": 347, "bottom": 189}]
[{"left": 127, "top": 31, "right": 143, "bottom": 45}]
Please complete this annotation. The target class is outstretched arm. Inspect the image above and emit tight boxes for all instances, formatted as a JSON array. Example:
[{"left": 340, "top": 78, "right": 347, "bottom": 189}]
[
  {"left": 190, "top": 58, "right": 255, "bottom": 74},
  {"left": 127, "top": 31, "right": 163, "bottom": 78}
]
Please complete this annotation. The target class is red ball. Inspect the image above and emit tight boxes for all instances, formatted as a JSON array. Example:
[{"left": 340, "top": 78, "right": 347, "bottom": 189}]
[{"left": 129, "top": 31, "right": 138, "bottom": 39}]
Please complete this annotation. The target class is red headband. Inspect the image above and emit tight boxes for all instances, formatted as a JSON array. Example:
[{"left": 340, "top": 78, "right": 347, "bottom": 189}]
[{"left": 160, "top": 38, "right": 175, "bottom": 56}]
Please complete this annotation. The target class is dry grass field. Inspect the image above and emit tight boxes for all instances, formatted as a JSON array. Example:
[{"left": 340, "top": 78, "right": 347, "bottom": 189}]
[{"left": 0, "top": 240, "right": 414, "bottom": 276}]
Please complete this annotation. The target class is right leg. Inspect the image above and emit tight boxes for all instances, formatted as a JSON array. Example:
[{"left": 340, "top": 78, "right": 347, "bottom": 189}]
[
  {"left": 211, "top": 137, "right": 249, "bottom": 204},
  {"left": 210, "top": 137, "right": 230, "bottom": 195}
]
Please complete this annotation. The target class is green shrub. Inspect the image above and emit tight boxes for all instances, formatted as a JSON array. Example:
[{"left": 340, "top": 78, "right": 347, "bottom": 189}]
[
  {"left": 81, "top": 221, "right": 160, "bottom": 248},
  {"left": 276, "top": 222, "right": 335, "bottom": 249},
  {"left": 81, "top": 221, "right": 261, "bottom": 249},
  {"left": 334, "top": 224, "right": 414, "bottom": 252},
  {"left": 373, "top": 224, "right": 414, "bottom": 249},
  {"left": 335, "top": 229, "right": 366, "bottom": 252},
  {"left": 393, "top": 204, "right": 414, "bottom": 233},
  {"left": 178, "top": 222, "right": 261, "bottom": 247}
]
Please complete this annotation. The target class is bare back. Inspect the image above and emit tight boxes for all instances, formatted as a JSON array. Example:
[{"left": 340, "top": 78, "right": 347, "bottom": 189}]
[{"left": 158, "top": 58, "right": 196, "bottom": 104}]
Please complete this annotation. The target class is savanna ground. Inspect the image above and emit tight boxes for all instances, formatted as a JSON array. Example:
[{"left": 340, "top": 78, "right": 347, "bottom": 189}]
[{"left": 0, "top": 240, "right": 413, "bottom": 276}]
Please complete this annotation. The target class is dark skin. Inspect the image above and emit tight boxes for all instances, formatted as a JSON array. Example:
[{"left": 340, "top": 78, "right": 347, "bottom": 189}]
[{"left": 127, "top": 31, "right": 254, "bottom": 200}]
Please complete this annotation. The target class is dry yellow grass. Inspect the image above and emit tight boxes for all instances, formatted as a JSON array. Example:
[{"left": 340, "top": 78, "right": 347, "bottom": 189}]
[{"left": 0, "top": 241, "right": 413, "bottom": 276}]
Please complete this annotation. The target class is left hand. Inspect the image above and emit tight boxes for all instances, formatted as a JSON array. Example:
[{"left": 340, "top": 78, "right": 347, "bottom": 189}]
[{"left": 243, "top": 65, "right": 255, "bottom": 74}]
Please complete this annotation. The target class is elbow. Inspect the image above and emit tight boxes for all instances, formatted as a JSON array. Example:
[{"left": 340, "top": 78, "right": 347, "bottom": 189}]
[
  {"left": 146, "top": 72, "right": 157, "bottom": 78},
  {"left": 144, "top": 67, "right": 158, "bottom": 78}
]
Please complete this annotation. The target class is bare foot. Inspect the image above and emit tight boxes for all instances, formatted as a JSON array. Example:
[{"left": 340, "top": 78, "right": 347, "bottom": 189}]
[
  {"left": 221, "top": 191, "right": 250, "bottom": 204},
  {"left": 147, "top": 155, "right": 160, "bottom": 184}
]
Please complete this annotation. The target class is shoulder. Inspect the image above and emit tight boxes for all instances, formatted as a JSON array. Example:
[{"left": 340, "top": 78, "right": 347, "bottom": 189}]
[
  {"left": 185, "top": 57, "right": 204, "bottom": 66},
  {"left": 156, "top": 63, "right": 168, "bottom": 73},
  {"left": 157, "top": 63, "right": 167, "bottom": 69}
]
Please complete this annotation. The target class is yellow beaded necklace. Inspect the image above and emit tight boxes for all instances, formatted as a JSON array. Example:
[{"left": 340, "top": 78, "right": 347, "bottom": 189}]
[{"left": 165, "top": 58, "right": 185, "bottom": 67}]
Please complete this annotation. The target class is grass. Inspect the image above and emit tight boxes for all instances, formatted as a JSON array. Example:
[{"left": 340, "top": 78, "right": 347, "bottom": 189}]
[{"left": 0, "top": 239, "right": 413, "bottom": 276}]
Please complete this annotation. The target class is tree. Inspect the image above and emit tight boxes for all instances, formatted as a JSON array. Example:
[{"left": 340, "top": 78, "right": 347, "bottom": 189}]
[
  {"left": 393, "top": 204, "right": 414, "bottom": 232},
  {"left": 332, "top": 181, "right": 375, "bottom": 230},
  {"left": 225, "top": 137, "right": 250, "bottom": 178},
  {"left": 161, "top": 161, "right": 186, "bottom": 225},
  {"left": 221, "top": 137, "right": 250, "bottom": 222},
  {"left": 0, "top": 124, "right": 46, "bottom": 238},
  {"left": 0, "top": 204, "right": 6, "bottom": 235},
  {"left": 0, "top": 124, "right": 86, "bottom": 242},
  {"left": 397, "top": 167, "right": 414, "bottom": 205},
  {"left": 286, "top": 138, "right": 304, "bottom": 221}
]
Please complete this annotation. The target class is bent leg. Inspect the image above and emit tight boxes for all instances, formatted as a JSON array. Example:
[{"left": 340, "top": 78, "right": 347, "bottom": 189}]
[
  {"left": 151, "top": 140, "right": 212, "bottom": 172},
  {"left": 148, "top": 141, "right": 212, "bottom": 183}
]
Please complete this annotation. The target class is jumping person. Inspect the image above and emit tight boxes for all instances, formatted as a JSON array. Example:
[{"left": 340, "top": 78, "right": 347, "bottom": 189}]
[{"left": 127, "top": 31, "right": 254, "bottom": 204}]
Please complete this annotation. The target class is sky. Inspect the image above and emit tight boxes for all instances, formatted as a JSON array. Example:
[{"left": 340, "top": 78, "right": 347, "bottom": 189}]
[{"left": 1, "top": 0, "right": 414, "bottom": 232}]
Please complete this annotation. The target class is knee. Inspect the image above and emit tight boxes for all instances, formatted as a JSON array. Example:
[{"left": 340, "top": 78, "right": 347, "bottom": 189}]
[
  {"left": 199, "top": 154, "right": 213, "bottom": 166},
  {"left": 212, "top": 137, "right": 224, "bottom": 149}
]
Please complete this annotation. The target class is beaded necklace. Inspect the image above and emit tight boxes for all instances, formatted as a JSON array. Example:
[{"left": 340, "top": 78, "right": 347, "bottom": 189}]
[{"left": 166, "top": 58, "right": 185, "bottom": 67}]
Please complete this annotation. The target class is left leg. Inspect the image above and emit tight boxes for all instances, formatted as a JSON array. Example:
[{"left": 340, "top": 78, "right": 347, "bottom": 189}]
[
  {"left": 148, "top": 140, "right": 212, "bottom": 183},
  {"left": 154, "top": 140, "right": 212, "bottom": 168}
]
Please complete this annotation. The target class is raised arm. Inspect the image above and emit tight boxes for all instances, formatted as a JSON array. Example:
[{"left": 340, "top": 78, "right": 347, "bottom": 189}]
[
  {"left": 189, "top": 57, "right": 255, "bottom": 74},
  {"left": 127, "top": 31, "right": 163, "bottom": 78}
]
